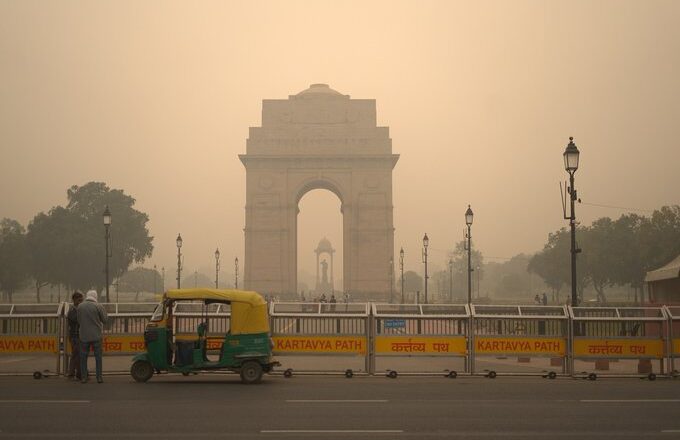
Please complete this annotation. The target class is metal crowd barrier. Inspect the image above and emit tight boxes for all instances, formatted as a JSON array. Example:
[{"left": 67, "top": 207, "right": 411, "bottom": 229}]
[
  {"left": 470, "top": 305, "right": 569, "bottom": 377},
  {"left": 569, "top": 306, "right": 669, "bottom": 378},
  {"left": 269, "top": 302, "right": 370, "bottom": 374},
  {"left": 3, "top": 301, "right": 680, "bottom": 379},
  {"left": 663, "top": 306, "right": 679, "bottom": 375},
  {"left": 0, "top": 303, "right": 64, "bottom": 375},
  {"left": 370, "top": 303, "right": 470, "bottom": 376}
]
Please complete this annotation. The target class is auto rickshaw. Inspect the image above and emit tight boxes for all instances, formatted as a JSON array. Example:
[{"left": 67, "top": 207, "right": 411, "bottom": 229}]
[{"left": 130, "top": 288, "right": 278, "bottom": 384}]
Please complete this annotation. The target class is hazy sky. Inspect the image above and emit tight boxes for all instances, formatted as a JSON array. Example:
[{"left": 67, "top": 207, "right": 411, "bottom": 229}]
[{"left": 2, "top": 1, "right": 679, "bottom": 285}]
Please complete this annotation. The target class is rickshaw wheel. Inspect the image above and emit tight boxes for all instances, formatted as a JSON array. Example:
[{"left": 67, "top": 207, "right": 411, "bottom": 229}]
[
  {"left": 131, "top": 360, "right": 154, "bottom": 383},
  {"left": 240, "top": 361, "right": 263, "bottom": 384}
]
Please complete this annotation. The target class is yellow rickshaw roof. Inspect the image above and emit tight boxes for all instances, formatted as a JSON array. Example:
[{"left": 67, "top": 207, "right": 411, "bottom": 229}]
[{"left": 164, "top": 289, "right": 266, "bottom": 306}]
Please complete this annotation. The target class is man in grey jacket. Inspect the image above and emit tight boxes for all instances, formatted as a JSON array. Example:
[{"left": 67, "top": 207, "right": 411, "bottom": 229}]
[{"left": 78, "top": 290, "right": 108, "bottom": 383}]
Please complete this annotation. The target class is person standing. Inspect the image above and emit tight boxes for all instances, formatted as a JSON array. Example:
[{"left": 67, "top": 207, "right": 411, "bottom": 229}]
[
  {"left": 66, "top": 291, "right": 84, "bottom": 380},
  {"left": 78, "top": 290, "right": 108, "bottom": 384}
]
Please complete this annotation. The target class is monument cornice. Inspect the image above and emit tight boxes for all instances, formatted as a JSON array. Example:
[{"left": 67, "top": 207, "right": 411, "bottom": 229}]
[{"left": 239, "top": 154, "right": 399, "bottom": 169}]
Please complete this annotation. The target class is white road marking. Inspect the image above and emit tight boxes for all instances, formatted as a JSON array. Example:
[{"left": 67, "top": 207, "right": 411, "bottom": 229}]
[
  {"left": 0, "top": 400, "right": 90, "bottom": 404},
  {"left": 662, "top": 430, "right": 680, "bottom": 433},
  {"left": 286, "top": 399, "right": 388, "bottom": 403},
  {"left": 261, "top": 430, "right": 403, "bottom": 433},
  {"left": 580, "top": 399, "right": 680, "bottom": 403}
]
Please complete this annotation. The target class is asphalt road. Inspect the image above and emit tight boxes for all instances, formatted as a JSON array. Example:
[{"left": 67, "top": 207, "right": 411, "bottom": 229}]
[{"left": 0, "top": 374, "right": 679, "bottom": 439}]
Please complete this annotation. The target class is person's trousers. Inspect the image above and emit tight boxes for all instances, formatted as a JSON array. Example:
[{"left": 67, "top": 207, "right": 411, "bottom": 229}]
[
  {"left": 80, "top": 340, "right": 103, "bottom": 379},
  {"left": 68, "top": 336, "right": 81, "bottom": 378}
]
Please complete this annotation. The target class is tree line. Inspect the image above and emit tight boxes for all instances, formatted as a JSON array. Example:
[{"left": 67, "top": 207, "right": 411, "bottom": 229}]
[
  {"left": 395, "top": 205, "right": 679, "bottom": 304},
  {"left": 528, "top": 205, "right": 680, "bottom": 304},
  {"left": 0, "top": 182, "right": 153, "bottom": 302}
]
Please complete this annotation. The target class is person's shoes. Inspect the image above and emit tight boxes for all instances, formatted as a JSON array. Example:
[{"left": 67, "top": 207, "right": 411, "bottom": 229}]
[{"left": 96, "top": 376, "right": 103, "bottom": 384}]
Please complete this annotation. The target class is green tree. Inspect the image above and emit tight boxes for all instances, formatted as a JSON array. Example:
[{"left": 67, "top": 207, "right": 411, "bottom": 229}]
[
  {"left": 0, "top": 219, "right": 31, "bottom": 302},
  {"left": 118, "top": 267, "right": 162, "bottom": 296},
  {"left": 528, "top": 228, "right": 589, "bottom": 302},
  {"left": 581, "top": 218, "right": 616, "bottom": 303},
  {"left": 26, "top": 182, "right": 153, "bottom": 299},
  {"left": 400, "top": 270, "right": 423, "bottom": 296},
  {"left": 183, "top": 272, "right": 214, "bottom": 289},
  {"left": 26, "top": 207, "right": 79, "bottom": 301},
  {"left": 447, "top": 240, "right": 484, "bottom": 300}
]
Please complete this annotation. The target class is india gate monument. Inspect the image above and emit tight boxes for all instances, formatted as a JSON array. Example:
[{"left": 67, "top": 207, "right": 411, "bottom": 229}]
[{"left": 240, "top": 84, "right": 398, "bottom": 300}]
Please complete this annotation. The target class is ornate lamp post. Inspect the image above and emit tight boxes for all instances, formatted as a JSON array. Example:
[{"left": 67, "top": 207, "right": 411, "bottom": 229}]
[
  {"left": 449, "top": 258, "right": 454, "bottom": 303},
  {"left": 399, "top": 248, "right": 404, "bottom": 304},
  {"left": 235, "top": 257, "right": 239, "bottom": 289},
  {"left": 215, "top": 248, "right": 220, "bottom": 289},
  {"left": 465, "top": 205, "right": 474, "bottom": 306},
  {"left": 389, "top": 256, "right": 394, "bottom": 303},
  {"left": 422, "top": 233, "right": 429, "bottom": 304},
  {"left": 563, "top": 137, "right": 581, "bottom": 307},
  {"left": 176, "top": 234, "right": 183, "bottom": 289},
  {"left": 103, "top": 206, "right": 112, "bottom": 303}
]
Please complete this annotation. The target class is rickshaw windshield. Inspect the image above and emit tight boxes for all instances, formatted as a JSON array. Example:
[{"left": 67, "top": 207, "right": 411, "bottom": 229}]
[{"left": 150, "top": 303, "right": 164, "bottom": 322}]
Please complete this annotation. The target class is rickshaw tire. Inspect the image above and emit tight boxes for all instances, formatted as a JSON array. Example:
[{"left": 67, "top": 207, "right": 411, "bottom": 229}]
[
  {"left": 240, "top": 361, "right": 263, "bottom": 384},
  {"left": 487, "top": 371, "right": 497, "bottom": 379},
  {"left": 345, "top": 369, "right": 353, "bottom": 378},
  {"left": 548, "top": 371, "right": 557, "bottom": 380},
  {"left": 588, "top": 373, "right": 597, "bottom": 381},
  {"left": 131, "top": 360, "right": 154, "bottom": 383},
  {"left": 33, "top": 371, "right": 42, "bottom": 380},
  {"left": 648, "top": 373, "right": 656, "bottom": 381},
  {"left": 181, "top": 372, "right": 190, "bottom": 376},
  {"left": 447, "top": 371, "right": 458, "bottom": 379}
]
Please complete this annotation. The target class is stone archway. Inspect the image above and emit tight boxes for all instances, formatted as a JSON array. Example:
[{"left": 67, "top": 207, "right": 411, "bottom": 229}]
[{"left": 239, "top": 84, "right": 398, "bottom": 300}]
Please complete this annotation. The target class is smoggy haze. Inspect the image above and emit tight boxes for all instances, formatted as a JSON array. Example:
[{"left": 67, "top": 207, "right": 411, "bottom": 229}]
[{"left": 1, "top": 1, "right": 679, "bottom": 284}]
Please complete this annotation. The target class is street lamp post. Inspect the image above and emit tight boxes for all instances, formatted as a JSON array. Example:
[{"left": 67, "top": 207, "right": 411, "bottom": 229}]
[
  {"left": 465, "top": 205, "right": 474, "bottom": 306},
  {"left": 215, "top": 248, "right": 220, "bottom": 289},
  {"left": 399, "top": 248, "right": 404, "bottom": 304},
  {"left": 449, "top": 258, "right": 453, "bottom": 303},
  {"left": 422, "top": 234, "right": 429, "bottom": 304},
  {"left": 563, "top": 137, "right": 581, "bottom": 307},
  {"left": 176, "top": 234, "right": 183, "bottom": 289},
  {"left": 161, "top": 267, "right": 165, "bottom": 293},
  {"left": 103, "top": 206, "right": 112, "bottom": 303},
  {"left": 389, "top": 257, "right": 394, "bottom": 303},
  {"left": 235, "top": 257, "right": 239, "bottom": 289},
  {"left": 153, "top": 264, "right": 157, "bottom": 295}
]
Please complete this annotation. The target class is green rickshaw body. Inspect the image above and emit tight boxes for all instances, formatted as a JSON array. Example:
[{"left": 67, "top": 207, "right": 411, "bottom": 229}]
[{"left": 131, "top": 288, "right": 278, "bottom": 384}]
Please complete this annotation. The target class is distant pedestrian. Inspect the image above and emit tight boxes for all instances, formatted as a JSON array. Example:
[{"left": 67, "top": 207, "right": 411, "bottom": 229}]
[
  {"left": 330, "top": 294, "right": 336, "bottom": 311},
  {"left": 78, "top": 290, "right": 108, "bottom": 384},
  {"left": 66, "top": 291, "right": 84, "bottom": 381},
  {"left": 320, "top": 294, "right": 327, "bottom": 303},
  {"left": 534, "top": 294, "right": 541, "bottom": 305},
  {"left": 542, "top": 293, "right": 548, "bottom": 306}
]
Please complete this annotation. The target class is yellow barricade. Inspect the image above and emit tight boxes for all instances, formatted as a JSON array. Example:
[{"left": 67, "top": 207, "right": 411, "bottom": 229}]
[
  {"left": 375, "top": 336, "right": 466, "bottom": 355},
  {"left": 674, "top": 339, "right": 680, "bottom": 356},
  {"left": 272, "top": 335, "right": 366, "bottom": 355},
  {"left": 0, "top": 336, "right": 58, "bottom": 353},
  {"left": 475, "top": 337, "right": 566, "bottom": 356},
  {"left": 573, "top": 338, "right": 664, "bottom": 359}
]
